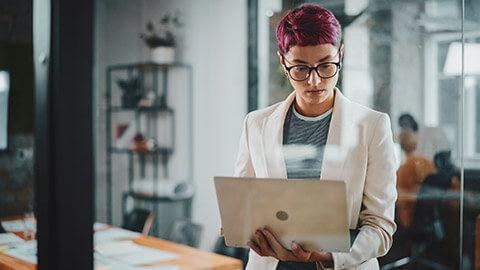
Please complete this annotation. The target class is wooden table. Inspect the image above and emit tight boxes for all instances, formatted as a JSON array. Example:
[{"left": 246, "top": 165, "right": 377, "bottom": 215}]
[
  {"left": 0, "top": 218, "right": 242, "bottom": 270},
  {"left": 0, "top": 216, "right": 35, "bottom": 270},
  {"left": 130, "top": 236, "right": 241, "bottom": 269}
]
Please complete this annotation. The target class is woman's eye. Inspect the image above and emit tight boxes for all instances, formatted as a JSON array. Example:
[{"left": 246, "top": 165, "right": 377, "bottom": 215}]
[
  {"left": 294, "top": 66, "right": 309, "bottom": 71},
  {"left": 318, "top": 64, "right": 332, "bottom": 70}
]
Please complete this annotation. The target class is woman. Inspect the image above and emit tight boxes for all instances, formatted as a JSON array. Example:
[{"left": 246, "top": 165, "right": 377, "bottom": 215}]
[{"left": 234, "top": 4, "right": 397, "bottom": 270}]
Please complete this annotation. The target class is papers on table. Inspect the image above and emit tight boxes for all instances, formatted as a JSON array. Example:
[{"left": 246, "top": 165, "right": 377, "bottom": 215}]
[
  {"left": 134, "top": 267, "right": 179, "bottom": 270},
  {"left": 94, "top": 222, "right": 110, "bottom": 231},
  {"left": 0, "top": 221, "right": 181, "bottom": 269},
  {"left": 93, "top": 228, "right": 180, "bottom": 268},
  {"left": 1, "top": 220, "right": 25, "bottom": 232},
  {"left": 0, "top": 233, "right": 25, "bottom": 245},
  {"left": 95, "top": 240, "right": 179, "bottom": 266},
  {"left": 3, "top": 240, "right": 37, "bottom": 264},
  {"left": 95, "top": 240, "right": 144, "bottom": 256},
  {"left": 94, "top": 227, "right": 142, "bottom": 245},
  {"left": 95, "top": 252, "right": 180, "bottom": 270}
]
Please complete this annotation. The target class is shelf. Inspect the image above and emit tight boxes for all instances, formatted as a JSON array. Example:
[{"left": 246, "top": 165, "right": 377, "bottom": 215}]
[
  {"left": 109, "top": 147, "right": 173, "bottom": 156},
  {"left": 123, "top": 191, "right": 193, "bottom": 202},
  {"left": 107, "top": 62, "right": 191, "bottom": 71},
  {"left": 122, "top": 191, "right": 193, "bottom": 219},
  {"left": 108, "top": 105, "right": 174, "bottom": 113},
  {"left": 106, "top": 61, "right": 193, "bottom": 227}
]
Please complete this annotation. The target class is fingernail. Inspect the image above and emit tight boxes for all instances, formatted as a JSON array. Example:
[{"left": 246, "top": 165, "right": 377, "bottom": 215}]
[{"left": 292, "top": 242, "right": 298, "bottom": 249}]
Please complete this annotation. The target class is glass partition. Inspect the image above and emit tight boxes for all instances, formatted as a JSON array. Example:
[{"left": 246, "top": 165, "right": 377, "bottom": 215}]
[
  {"left": 0, "top": 1, "right": 36, "bottom": 265},
  {"left": 90, "top": 0, "right": 480, "bottom": 269},
  {"left": 93, "top": 1, "right": 248, "bottom": 268},
  {"left": 255, "top": 0, "right": 480, "bottom": 269}
]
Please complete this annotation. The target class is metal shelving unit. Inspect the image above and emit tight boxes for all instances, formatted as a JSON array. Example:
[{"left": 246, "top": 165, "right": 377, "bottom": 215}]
[{"left": 105, "top": 62, "right": 193, "bottom": 234}]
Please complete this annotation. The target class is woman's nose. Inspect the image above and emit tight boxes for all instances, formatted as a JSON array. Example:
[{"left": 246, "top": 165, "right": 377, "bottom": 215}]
[{"left": 307, "top": 70, "right": 321, "bottom": 85}]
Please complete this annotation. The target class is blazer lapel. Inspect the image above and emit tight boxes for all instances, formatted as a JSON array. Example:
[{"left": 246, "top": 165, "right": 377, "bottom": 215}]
[
  {"left": 320, "top": 89, "right": 353, "bottom": 181},
  {"left": 261, "top": 92, "right": 296, "bottom": 178}
]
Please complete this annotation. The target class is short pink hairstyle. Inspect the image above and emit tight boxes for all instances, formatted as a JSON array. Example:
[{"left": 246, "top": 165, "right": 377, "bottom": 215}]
[{"left": 276, "top": 4, "right": 342, "bottom": 53}]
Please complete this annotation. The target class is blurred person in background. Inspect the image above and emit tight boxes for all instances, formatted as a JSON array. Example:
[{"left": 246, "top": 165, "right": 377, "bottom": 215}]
[
  {"left": 396, "top": 130, "right": 437, "bottom": 229},
  {"left": 398, "top": 113, "right": 451, "bottom": 160}
]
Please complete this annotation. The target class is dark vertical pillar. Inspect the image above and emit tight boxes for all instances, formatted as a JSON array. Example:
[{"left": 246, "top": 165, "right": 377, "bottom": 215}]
[{"left": 34, "top": 0, "right": 94, "bottom": 269}]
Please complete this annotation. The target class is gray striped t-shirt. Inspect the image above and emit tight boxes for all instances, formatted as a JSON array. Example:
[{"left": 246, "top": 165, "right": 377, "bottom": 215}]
[
  {"left": 282, "top": 102, "right": 332, "bottom": 180},
  {"left": 277, "top": 103, "right": 333, "bottom": 270}
]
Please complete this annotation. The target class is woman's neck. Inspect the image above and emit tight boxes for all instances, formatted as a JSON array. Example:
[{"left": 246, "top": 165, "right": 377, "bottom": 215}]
[{"left": 294, "top": 93, "right": 335, "bottom": 117}]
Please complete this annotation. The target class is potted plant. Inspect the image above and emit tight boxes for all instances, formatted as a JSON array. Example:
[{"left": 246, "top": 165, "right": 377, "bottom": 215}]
[
  {"left": 140, "top": 12, "right": 182, "bottom": 64},
  {"left": 116, "top": 77, "right": 142, "bottom": 108}
]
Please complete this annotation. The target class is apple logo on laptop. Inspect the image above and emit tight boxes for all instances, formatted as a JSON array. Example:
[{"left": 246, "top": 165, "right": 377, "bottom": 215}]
[{"left": 276, "top": 210, "right": 289, "bottom": 221}]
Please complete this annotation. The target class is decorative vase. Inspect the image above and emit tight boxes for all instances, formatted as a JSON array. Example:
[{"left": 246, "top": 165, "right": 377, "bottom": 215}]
[{"left": 151, "top": 46, "right": 175, "bottom": 64}]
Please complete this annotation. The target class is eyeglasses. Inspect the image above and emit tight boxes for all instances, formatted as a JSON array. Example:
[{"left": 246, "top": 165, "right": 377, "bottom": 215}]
[{"left": 281, "top": 52, "right": 342, "bottom": 81}]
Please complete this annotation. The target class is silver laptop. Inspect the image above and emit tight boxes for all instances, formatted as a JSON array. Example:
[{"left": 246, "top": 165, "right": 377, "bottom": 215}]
[{"left": 214, "top": 176, "right": 355, "bottom": 253}]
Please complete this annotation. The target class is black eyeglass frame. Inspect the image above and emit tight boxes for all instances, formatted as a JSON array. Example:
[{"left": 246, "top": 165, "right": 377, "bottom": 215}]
[{"left": 281, "top": 49, "right": 343, "bottom": 81}]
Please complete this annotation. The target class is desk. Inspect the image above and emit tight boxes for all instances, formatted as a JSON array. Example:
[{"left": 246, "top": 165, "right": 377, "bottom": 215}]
[
  {"left": 0, "top": 216, "right": 34, "bottom": 270},
  {"left": 130, "top": 236, "right": 241, "bottom": 269},
  {"left": 0, "top": 218, "right": 242, "bottom": 270}
]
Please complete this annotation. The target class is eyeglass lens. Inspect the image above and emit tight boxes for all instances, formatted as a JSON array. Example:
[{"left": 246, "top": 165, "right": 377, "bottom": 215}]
[{"left": 289, "top": 63, "right": 338, "bottom": 81}]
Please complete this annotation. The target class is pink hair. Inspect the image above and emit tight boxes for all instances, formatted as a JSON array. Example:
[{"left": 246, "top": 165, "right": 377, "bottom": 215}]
[{"left": 276, "top": 4, "right": 342, "bottom": 53}]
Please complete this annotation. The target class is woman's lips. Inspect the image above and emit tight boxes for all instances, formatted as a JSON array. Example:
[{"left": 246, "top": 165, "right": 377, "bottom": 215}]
[{"left": 306, "top": 89, "right": 324, "bottom": 95}]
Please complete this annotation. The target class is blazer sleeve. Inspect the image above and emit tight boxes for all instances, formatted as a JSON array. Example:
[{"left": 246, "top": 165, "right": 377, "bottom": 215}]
[
  {"left": 234, "top": 113, "right": 256, "bottom": 178},
  {"left": 331, "top": 113, "right": 398, "bottom": 269}
]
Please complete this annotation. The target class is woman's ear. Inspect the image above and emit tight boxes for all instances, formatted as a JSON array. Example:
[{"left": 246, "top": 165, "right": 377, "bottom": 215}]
[
  {"left": 277, "top": 51, "right": 287, "bottom": 74},
  {"left": 339, "top": 44, "right": 344, "bottom": 70},
  {"left": 339, "top": 44, "right": 344, "bottom": 60},
  {"left": 277, "top": 51, "right": 284, "bottom": 65}
]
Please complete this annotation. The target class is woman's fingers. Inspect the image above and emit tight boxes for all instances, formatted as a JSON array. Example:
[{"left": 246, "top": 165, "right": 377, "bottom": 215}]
[
  {"left": 291, "top": 242, "right": 333, "bottom": 262},
  {"left": 246, "top": 240, "right": 262, "bottom": 255},
  {"left": 291, "top": 241, "right": 310, "bottom": 260},
  {"left": 256, "top": 230, "right": 276, "bottom": 257},
  {"left": 261, "top": 229, "right": 292, "bottom": 259},
  {"left": 248, "top": 229, "right": 333, "bottom": 263}
]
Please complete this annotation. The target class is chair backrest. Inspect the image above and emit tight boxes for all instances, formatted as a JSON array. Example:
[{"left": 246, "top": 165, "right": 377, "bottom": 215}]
[
  {"left": 411, "top": 173, "right": 450, "bottom": 243},
  {"left": 122, "top": 208, "right": 153, "bottom": 235},
  {"left": 213, "top": 236, "right": 249, "bottom": 268},
  {"left": 164, "top": 218, "right": 203, "bottom": 248}
]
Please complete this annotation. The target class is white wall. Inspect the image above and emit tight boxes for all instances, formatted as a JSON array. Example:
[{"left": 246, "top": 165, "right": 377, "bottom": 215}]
[
  {"left": 95, "top": 0, "right": 247, "bottom": 251},
  {"left": 95, "top": 0, "right": 143, "bottom": 229}
]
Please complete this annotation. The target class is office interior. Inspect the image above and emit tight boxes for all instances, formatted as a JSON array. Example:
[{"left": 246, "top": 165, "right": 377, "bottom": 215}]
[{"left": 0, "top": 0, "right": 480, "bottom": 269}]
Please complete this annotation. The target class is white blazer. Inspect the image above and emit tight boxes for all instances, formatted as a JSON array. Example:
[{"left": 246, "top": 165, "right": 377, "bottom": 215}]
[{"left": 234, "top": 89, "right": 397, "bottom": 270}]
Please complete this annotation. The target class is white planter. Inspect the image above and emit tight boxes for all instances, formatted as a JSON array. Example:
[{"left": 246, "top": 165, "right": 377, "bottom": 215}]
[{"left": 151, "top": 46, "right": 175, "bottom": 64}]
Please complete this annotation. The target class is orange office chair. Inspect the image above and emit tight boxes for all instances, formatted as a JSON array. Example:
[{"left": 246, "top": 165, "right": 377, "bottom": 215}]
[{"left": 122, "top": 208, "right": 154, "bottom": 235}]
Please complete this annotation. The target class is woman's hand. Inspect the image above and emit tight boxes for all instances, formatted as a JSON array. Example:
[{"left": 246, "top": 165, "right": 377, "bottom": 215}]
[{"left": 246, "top": 228, "right": 333, "bottom": 265}]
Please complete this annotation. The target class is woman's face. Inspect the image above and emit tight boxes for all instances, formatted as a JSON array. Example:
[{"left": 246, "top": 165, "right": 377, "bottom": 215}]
[{"left": 280, "top": 43, "right": 342, "bottom": 116}]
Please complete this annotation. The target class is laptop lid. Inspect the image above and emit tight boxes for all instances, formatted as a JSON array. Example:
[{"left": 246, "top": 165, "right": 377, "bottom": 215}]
[{"left": 214, "top": 176, "right": 352, "bottom": 253}]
